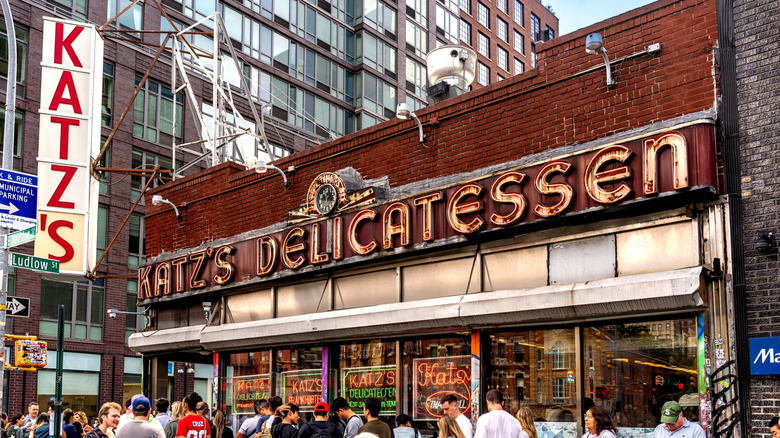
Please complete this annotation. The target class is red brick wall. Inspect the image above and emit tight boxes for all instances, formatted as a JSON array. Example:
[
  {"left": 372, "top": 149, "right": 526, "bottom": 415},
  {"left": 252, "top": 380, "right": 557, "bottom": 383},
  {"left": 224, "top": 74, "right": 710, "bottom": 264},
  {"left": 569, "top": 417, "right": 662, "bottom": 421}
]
[{"left": 145, "top": 0, "right": 718, "bottom": 258}]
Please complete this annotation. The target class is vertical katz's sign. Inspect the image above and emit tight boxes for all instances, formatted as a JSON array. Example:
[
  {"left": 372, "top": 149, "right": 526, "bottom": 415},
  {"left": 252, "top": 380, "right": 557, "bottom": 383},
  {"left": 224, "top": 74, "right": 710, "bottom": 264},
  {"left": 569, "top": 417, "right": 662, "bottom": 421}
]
[{"left": 35, "top": 18, "right": 103, "bottom": 277}]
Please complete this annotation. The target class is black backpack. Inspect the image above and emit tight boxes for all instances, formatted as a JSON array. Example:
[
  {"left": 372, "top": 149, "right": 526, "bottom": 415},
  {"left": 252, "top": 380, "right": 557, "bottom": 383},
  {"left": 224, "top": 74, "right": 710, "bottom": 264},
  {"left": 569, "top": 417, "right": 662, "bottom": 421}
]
[{"left": 310, "top": 423, "right": 336, "bottom": 438}]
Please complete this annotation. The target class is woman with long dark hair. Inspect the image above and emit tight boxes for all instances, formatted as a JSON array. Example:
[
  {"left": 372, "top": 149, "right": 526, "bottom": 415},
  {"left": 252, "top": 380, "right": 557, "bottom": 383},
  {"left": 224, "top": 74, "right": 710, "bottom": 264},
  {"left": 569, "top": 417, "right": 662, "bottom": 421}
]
[{"left": 581, "top": 407, "right": 617, "bottom": 438}]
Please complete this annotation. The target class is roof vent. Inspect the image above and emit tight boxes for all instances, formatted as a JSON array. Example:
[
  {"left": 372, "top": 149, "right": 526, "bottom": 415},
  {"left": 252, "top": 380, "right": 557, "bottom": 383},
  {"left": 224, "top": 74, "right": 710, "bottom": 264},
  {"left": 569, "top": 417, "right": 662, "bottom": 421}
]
[{"left": 425, "top": 45, "right": 476, "bottom": 104}]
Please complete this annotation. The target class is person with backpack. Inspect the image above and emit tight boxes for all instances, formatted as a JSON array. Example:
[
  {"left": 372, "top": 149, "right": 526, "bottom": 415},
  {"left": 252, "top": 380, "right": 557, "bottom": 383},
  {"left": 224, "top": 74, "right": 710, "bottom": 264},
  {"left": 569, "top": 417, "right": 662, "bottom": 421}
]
[
  {"left": 270, "top": 404, "right": 299, "bottom": 438},
  {"left": 297, "top": 403, "right": 342, "bottom": 438},
  {"left": 392, "top": 415, "right": 419, "bottom": 438},
  {"left": 256, "top": 396, "right": 283, "bottom": 438},
  {"left": 331, "top": 398, "right": 361, "bottom": 438}
]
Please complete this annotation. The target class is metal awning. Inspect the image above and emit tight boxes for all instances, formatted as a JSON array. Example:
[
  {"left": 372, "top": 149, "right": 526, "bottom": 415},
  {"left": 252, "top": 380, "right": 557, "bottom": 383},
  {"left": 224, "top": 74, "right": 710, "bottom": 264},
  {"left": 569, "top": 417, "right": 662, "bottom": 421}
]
[{"left": 129, "top": 267, "right": 705, "bottom": 354}]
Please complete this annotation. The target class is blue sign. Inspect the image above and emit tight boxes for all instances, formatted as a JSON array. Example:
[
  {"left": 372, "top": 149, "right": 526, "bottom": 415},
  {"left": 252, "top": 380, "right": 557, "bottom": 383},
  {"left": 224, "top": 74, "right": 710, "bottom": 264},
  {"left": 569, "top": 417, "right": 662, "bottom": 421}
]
[
  {"left": 749, "top": 337, "right": 780, "bottom": 375},
  {"left": 0, "top": 169, "right": 37, "bottom": 231}
]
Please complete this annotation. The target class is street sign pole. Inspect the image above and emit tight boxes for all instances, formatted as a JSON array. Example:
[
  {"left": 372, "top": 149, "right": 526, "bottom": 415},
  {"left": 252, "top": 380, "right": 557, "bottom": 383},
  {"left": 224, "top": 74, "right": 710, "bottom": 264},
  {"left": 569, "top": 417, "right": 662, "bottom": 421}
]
[{"left": 0, "top": 0, "right": 18, "bottom": 411}]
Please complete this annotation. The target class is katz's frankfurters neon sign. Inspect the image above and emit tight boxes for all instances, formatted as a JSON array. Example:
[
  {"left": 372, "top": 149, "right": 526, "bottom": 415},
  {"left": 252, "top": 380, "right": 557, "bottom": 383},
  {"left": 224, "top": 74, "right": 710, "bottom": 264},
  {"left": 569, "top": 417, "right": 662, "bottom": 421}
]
[{"left": 138, "top": 124, "right": 717, "bottom": 301}]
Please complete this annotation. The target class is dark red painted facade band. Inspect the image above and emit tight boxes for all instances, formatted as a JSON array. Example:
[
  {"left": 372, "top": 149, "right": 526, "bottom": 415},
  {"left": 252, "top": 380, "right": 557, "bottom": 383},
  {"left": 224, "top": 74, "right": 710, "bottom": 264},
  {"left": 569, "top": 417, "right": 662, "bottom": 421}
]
[{"left": 138, "top": 123, "right": 716, "bottom": 300}]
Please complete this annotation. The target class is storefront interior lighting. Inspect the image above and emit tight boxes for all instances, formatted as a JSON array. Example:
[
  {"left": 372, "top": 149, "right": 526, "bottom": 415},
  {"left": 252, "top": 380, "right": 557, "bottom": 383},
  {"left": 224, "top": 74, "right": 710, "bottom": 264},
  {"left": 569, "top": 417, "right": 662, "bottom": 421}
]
[
  {"left": 396, "top": 103, "right": 426, "bottom": 145},
  {"left": 151, "top": 195, "right": 180, "bottom": 218},
  {"left": 585, "top": 33, "right": 616, "bottom": 88},
  {"left": 756, "top": 232, "right": 775, "bottom": 253}
]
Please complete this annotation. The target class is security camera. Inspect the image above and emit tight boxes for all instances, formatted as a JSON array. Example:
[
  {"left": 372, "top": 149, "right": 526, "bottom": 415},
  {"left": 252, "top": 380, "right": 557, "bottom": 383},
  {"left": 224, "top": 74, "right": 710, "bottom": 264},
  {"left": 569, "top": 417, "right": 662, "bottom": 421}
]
[
  {"left": 107, "top": 309, "right": 118, "bottom": 318},
  {"left": 450, "top": 49, "right": 459, "bottom": 58}
]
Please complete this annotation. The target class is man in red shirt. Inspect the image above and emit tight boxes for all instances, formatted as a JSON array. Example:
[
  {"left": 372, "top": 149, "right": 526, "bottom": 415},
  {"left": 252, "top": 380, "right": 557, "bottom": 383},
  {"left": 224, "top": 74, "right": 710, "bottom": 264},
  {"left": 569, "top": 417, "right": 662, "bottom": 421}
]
[{"left": 176, "top": 393, "right": 211, "bottom": 438}]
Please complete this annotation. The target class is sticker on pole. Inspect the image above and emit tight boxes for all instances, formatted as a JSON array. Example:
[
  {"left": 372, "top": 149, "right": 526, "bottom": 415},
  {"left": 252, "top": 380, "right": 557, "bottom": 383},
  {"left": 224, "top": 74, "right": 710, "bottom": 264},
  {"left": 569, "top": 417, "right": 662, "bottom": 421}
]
[
  {"left": 0, "top": 170, "right": 38, "bottom": 231},
  {"left": 10, "top": 253, "right": 60, "bottom": 274}
]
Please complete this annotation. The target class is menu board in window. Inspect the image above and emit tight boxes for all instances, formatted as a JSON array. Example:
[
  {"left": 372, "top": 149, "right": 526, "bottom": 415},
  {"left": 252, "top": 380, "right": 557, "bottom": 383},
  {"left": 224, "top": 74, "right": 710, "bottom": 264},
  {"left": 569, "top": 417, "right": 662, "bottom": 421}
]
[
  {"left": 412, "top": 355, "right": 471, "bottom": 420},
  {"left": 282, "top": 369, "right": 323, "bottom": 412},
  {"left": 341, "top": 365, "right": 397, "bottom": 415},
  {"left": 232, "top": 374, "right": 270, "bottom": 414}
]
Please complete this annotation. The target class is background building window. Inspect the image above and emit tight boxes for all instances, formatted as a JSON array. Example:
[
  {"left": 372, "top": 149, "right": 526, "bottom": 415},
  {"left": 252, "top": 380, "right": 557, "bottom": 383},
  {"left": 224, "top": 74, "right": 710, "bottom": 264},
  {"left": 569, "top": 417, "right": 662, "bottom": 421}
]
[
  {"left": 460, "top": 0, "right": 471, "bottom": 14},
  {"left": 477, "top": 61, "right": 489, "bottom": 85},
  {"left": 477, "top": 2, "right": 490, "bottom": 28},
  {"left": 513, "top": 0, "right": 524, "bottom": 26},
  {"left": 107, "top": 0, "right": 144, "bottom": 37},
  {"left": 47, "top": 0, "right": 88, "bottom": 20},
  {"left": 552, "top": 341, "right": 565, "bottom": 369},
  {"left": 497, "top": 0, "right": 508, "bottom": 14},
  {"left": 497, "top": 18, "right": 508, "bottom": 42},
  {"left": 129, "top": 213, "right": 145, "bottom": 267},
  {"left": 514, "top": 58, "right": 524, "bottom": 75},
  {"left": 126, "top": 280, "right": 146, "bottom": 343},
  {"left": 530, "top": 13, "right": 541, "bottom": 41},
  {"left": 553, "top": 377, "right": 566, "bottom": 403},
  {"left": 102, "top": 63, "right": 114, "bottom": 127},
  {"left": 130, "top": 149, "right": 173, "bottom": 202},
  {"left": 497, "top": 46, "right": 508, "bottom": 71},
  {"left": 477, "top": 32, "right": 490, "bottom": 58},
  {"left": 545, "top": 25, "right": 555, "bottom": 41},
  {"left": 0, "top": 22, "right": 28, "bottom": 95},
  {"left": 459, "top": 19, "right": 472, "bottom": 45},
  {"left": 513, "top": 30, "right": 524, "bottom": 54},
  {"left": 39, "top": 280, "right": 104, "bottom": 341},
  {"left": 38, "top": 352, "right": 101, "bottom": 418},
  {"left": 133, "top": 76, "right": 184, "bottom": 144}
]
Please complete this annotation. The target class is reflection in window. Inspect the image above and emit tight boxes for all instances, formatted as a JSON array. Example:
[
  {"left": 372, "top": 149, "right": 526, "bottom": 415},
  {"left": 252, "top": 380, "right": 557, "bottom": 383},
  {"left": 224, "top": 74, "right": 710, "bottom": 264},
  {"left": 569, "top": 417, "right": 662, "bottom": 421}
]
[
  {"left": 552, "top": 341, "right": 565, "bottom": 369},
  {"left": 583, "top": 319, "right": 698, "bottom": 429},
  {"left": 107, "top": 0, "right": 144, "bottom": 37}
]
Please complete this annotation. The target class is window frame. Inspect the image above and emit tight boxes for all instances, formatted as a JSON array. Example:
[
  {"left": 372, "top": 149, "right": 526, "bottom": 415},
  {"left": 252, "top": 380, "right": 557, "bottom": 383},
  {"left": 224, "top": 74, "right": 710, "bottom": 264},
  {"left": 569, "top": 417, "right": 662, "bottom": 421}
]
[
  {"left": 39, "top": 280, "right": 105, "bottom": 341},
  {"left": 477, "top": 2, "right": 490, "bottom": 29}
]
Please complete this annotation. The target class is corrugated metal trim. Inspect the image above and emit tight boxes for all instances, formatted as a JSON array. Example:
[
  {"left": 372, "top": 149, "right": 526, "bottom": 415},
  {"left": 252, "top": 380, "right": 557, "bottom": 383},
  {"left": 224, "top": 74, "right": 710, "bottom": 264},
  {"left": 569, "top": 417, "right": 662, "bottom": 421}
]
[{"left": 130, "top": 267, "right": 704, "bottom": 354}]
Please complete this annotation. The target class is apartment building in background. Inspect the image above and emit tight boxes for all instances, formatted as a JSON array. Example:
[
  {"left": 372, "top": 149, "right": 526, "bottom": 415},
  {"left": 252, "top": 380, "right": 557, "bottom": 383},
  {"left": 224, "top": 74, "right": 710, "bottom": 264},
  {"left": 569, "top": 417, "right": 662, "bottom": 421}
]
[{"left": 0, "top": 0, "right": 556, "bottom": 414}]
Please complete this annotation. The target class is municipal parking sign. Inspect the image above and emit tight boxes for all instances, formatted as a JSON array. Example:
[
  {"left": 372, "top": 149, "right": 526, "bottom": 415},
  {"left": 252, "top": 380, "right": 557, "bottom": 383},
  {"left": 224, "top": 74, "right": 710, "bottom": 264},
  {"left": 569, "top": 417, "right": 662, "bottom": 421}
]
[{"left": 0, "top": 169, "right": 37, "bottom": 231}]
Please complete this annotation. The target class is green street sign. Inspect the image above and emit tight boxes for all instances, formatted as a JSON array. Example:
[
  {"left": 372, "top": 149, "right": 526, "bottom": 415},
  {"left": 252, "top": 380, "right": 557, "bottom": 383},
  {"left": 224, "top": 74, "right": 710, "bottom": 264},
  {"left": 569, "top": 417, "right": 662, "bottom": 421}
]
[
  {"left": 10, "top": 253, "right": 60, "bottom": 274},
  {"left": 3, "top": 226, "right": 36, "bottom": 249}
]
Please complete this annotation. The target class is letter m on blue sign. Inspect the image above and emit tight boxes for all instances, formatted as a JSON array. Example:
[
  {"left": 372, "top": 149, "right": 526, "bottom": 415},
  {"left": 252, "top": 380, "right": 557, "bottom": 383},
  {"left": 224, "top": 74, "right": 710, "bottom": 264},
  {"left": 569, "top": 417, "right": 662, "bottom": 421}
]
[{"left": 749, "top": 337, "right": 780, "bottom": 375}]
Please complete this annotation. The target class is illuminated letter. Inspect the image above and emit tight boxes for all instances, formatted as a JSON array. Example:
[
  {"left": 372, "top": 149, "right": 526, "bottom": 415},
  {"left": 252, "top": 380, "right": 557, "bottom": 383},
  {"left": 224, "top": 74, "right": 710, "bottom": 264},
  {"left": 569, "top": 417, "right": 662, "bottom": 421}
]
[
  {"left": 189, "top": 250, "right": 208, "bottom": 289},
  {"left": 50, "top": 117, "right": 79, "bottom": 159},
  {"left": 138, "top": 266, "right": 152, "bottom": 300},
  {"left": 447, "top": 183, "right": 484, "bottom": 234},
  {"left": 585, "top": 145, "right": 633, "bottom": 204},
  {"left": 383, "top": 202, "right": 410, "bottom": 249},
  {"left": 348, "top": 209, "right": 378, "bottom": 255},
  {"left": 170, "top": 257, "right": 187, "bottom": 293},
  {"left": 48, "top": 71, "right": 83, "bottom": 114},
  {"left": 490, "top": 172, "right": 527, "bottom": 226},
  {"left": 47, "top": 165, "right": 78, "bottom": 208},
  {"left": 45, "top": 220, "right": 75, "bottom": 262},
  {"left": 213, "top": 245, "right": 235, "bottom": 285},
  {"left": 310, "top": 223, "right": 330, "bottom": 264},
  {"left": 54, "top": 22, "right": 84, "bottom": 66},
  {"left": 282, "top": 228, "right": 307, "bottom": 269},
  {"left": 332, "top": 217, "right": 343, "bottom": 260},
  {"left": 533, "top": 161, "right": 573, "bottom": 218},
  {"left": 413, "top": 192, "right": 442, "bottom": 241},
  {"left": 155, "top": 262, "right": 170, "bottom": 296},
  {"left": 644, "top": 132, "right": 688, "bottom": 195},
  {"left": 257, "top": 236, "right": 278, "bottom": 276}
]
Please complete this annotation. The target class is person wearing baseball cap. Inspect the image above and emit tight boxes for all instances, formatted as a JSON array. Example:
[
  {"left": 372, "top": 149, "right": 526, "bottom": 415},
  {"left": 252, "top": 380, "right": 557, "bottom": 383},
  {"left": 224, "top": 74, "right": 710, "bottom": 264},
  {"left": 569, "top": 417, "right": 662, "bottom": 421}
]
[
  {"left": 116, "top": 397, "right": 165, "bottom": 438},
  {"left": 651, "top": 401, "right": 705, "bottom": 438},
  {"left": 297, "top": 402, "right": 343, "bottom": 438}
]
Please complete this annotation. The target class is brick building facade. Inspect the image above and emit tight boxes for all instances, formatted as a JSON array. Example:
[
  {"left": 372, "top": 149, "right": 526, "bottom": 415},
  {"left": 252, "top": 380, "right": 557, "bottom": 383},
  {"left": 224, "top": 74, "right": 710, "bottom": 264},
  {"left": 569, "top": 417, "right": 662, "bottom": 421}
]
[
  {"left": 734, "top": 0, "right": 780, "bottom": 435},
  {"left": 131, "top": 0, "right": 747, "bottom": 436}
]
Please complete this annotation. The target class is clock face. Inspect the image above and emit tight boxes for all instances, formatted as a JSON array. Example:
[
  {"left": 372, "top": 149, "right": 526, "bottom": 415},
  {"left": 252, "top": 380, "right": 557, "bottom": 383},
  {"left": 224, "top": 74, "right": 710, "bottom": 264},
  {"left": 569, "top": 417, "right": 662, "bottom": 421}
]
[{"left": 314, "top": 184, "right": 338, "bottom": 215}]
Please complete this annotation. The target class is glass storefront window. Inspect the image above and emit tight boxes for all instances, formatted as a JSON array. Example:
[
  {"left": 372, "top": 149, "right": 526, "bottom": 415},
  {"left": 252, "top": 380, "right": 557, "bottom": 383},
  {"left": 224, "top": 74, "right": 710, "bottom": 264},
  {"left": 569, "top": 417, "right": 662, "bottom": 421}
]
[
  {"left": 276, "top": 346, "right": 323, "bottom": 423},
  {"left": 488, "top": 329, "right": 576, "bottom": 438},
  {"left": 227, "top": 350, "right": 272, "bottom": 434},
  {"left": 583, "top": 319, "right": 698, "bottom": 434},
  {"left": 401, "top": 335, "right": 471, "bottom": 433},
  {"left": 338, "top": 340, "right": 397, "bottom": 421}
]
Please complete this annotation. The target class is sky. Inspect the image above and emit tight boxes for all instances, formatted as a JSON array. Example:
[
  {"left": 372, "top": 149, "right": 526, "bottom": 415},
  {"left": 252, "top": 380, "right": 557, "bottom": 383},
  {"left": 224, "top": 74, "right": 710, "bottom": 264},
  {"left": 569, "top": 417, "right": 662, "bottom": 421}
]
[{"left": 547, "top": 0, "right": 657, "bottom": 35}]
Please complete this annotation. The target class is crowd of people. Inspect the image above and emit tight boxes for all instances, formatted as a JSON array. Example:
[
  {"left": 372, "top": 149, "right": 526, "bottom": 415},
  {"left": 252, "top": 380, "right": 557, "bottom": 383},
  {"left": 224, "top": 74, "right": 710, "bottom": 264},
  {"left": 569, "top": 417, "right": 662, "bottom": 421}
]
[{"left": 1, "top": 391, "right": 709, "bottom": 438}]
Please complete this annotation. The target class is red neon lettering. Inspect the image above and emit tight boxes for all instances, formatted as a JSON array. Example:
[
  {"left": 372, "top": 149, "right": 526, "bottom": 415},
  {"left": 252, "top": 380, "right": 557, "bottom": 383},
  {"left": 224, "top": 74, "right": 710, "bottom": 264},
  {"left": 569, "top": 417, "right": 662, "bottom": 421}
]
[
  {"left": 46, "top": 220, "right": 75, "bottom": 263},
  {"left": 54, "top": 22, "right": 84, "bottom": 67},
  {"left": 50, "top": 117, "right": 80, "bottom": 160},
  {"left": 49, "top": 71, "right": 83, "bottom": 114},
  {"left": 47, "top": 165, "right": 78, "bottom": 209}
]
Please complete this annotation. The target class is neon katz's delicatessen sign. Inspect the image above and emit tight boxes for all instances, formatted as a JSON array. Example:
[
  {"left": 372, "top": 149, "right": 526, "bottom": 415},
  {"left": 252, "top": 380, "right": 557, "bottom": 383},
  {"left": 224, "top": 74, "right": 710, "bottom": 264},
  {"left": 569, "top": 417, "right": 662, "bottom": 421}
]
[{"left": 138, "top": 124, "right": 717, "bottom": 301}]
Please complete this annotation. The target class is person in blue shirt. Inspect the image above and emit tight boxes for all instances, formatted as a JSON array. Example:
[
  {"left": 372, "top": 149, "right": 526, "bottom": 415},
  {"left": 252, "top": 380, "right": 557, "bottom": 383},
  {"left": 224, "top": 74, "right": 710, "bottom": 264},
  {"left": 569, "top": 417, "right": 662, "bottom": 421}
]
[{"left": 63, "top": 410, "right": 79, "bottom": 438}]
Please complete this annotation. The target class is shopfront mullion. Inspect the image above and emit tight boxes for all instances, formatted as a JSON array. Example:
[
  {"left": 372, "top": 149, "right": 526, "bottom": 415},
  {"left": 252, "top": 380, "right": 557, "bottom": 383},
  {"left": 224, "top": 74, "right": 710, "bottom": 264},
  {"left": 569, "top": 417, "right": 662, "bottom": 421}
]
[{"left": 574, "top": 327, "right": 583, "bottom": 434}]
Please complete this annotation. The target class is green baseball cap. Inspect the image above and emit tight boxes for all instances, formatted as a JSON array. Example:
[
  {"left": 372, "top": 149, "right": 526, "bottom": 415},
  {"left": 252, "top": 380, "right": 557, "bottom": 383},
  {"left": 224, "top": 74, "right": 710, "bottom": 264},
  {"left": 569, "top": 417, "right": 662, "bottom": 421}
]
[{"left": 660, "top": 401, "right": 682, "bottom": 423}]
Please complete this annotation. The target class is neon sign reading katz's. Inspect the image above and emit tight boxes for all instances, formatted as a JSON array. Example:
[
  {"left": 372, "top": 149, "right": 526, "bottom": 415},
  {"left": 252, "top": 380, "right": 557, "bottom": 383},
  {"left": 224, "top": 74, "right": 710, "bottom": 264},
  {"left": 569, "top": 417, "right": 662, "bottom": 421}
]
[{"left": 138, "top": 124, "right": 716, "bottom": 301}]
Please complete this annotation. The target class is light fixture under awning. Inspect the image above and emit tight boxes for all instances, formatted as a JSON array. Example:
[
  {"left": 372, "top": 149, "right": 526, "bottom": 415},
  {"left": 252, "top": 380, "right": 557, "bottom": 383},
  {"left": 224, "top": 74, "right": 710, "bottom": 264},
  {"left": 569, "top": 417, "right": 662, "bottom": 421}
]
[{"left": 129, "top": 267, "right": 705, "bottom": 354}]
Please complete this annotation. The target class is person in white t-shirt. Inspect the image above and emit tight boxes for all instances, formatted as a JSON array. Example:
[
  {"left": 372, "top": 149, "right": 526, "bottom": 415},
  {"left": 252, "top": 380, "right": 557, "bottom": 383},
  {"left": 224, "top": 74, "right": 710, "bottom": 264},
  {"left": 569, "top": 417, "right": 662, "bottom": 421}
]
[
  {"left": 473, "top": 390, "right": 528, "bottom": 438},
  {"left": 440, "top": 394, "right": 472, "bottom": 438}
]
